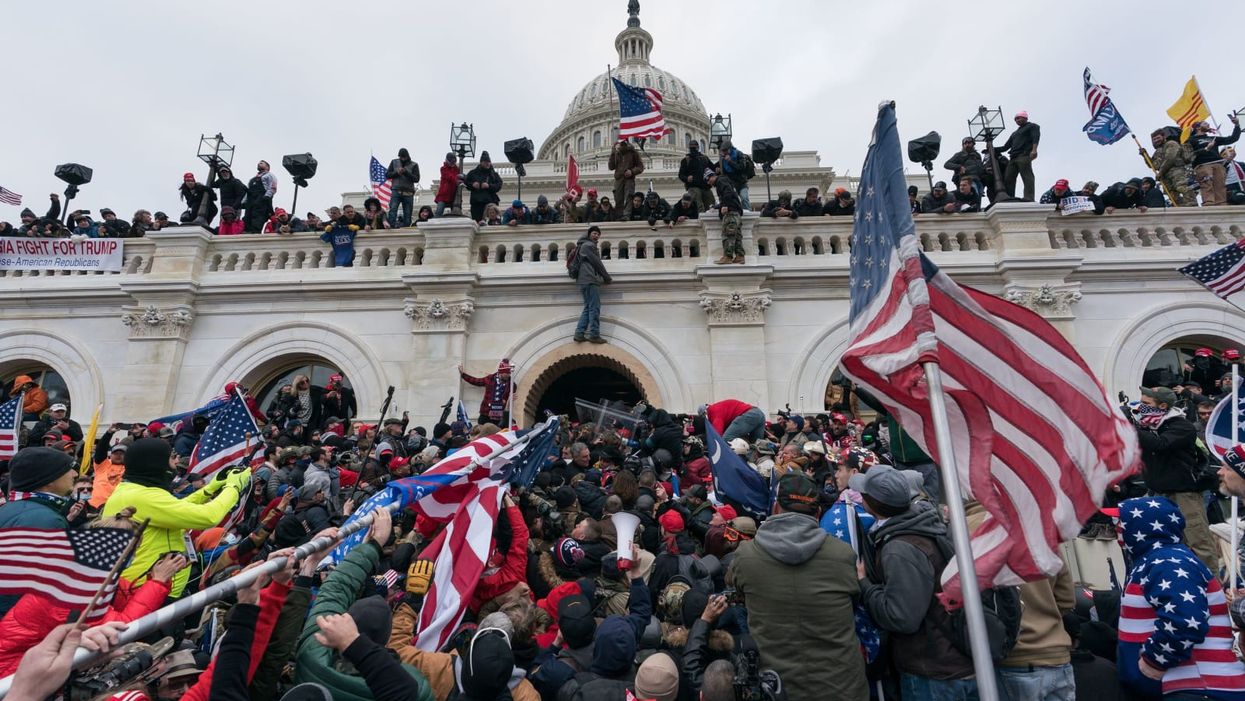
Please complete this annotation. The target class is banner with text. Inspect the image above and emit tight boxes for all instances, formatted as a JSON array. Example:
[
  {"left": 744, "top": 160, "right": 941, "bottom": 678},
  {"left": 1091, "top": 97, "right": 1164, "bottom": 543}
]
[
  {"left": 0, "top": 238, "right": 125, "bottom": 272},
  {"left": 1060, "top": 196, "right": 1098, "bottom": 216}
]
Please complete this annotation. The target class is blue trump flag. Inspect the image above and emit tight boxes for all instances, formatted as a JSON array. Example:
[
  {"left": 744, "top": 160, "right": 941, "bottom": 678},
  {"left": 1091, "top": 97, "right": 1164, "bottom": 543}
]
[
  {"left": 704, "top": 419, "right": 770, "bottom": 519},
  {"left": 1083, "top": 68, "right": 1130, "bottom": 145}
]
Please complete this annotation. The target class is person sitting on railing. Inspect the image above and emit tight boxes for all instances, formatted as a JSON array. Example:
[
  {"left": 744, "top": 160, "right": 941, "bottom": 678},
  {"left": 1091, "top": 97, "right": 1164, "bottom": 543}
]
[
  {"left": 502, "top": 199, "right": 530, "bottom": 226},
  {"left": 1077, "top": 181, "right": 1106, "bottom": 215},
  {"left": 795, "top": 187, "right": 825, "bottom": 218},
  {"left": 530, "top": 195, "right": 562, "bottom": 225},
  {"left": 482, "top": 202, "right": 503, "bottom": 226},
  {"left": 942, "top": 179, "right": 981, "bottom": 214},
  {"left": 824, "top": 187, "right": 856, "bottom": 216},
  {"left": 17, "top": 193, "right": 60, "bottom": 236},
  {"left": 263, "top": 208, "right": 309, "bottom": 234},
  {"left": 639, "top": 191, "right": 670, "bottom": 228},
  {"left": 627, "top": 192, "right": 648, "bottom": 222},
  {"left": 217, "top": 206, "right": 245, "bottom": 235},
  {"left": 667, "top": 192, "right": 699, "bottom": 225},
  {"left": 1101, "top": 178, "right": 1148, "bottom": 214},
  {"left": 760, "top": 190, "right": 798, "bottom": 220},
  {"left": 98, "top": 208, "right": 131, "bottom": 237},
  {"left": 1039, "top": 178, "right": 1076, "bottom": 211},
  {"left": 362, "top": 197, "right": 390, "bottom": 231},
  {"left": 179, "top": 172, "right": 218, "bottom": 225},
  {"left": 1139, "top": 177, "right": 1167, "bottom": 209},
  {"left": 130, "top": 209, "right": 154, "bottom": 237},
  {"left": 416, "top": 205, "right": 434, "bottom": 224}
]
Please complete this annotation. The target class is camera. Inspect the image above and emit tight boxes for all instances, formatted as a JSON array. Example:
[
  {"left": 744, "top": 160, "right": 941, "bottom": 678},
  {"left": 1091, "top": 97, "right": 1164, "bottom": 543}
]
[{"left": 733, "top": 636, "right": 786, "bottom": 701}]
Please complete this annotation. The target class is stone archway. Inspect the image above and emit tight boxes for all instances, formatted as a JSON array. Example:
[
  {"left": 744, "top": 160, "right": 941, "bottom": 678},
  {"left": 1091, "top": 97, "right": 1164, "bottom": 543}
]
[
  {"left": 0, "top": 328, "right": 103, "bottom": 415},
  {"left": 1105, "top": 300, "right": 1245, "bottom": 396},
  {"left": 514, "top": 344, "right": 663, "bottom": 426}
]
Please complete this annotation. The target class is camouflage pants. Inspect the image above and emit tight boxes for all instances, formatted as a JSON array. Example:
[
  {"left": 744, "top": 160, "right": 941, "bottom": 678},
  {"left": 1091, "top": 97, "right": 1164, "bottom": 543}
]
[
  {"left": 687, "top": 186, "right": 715, "bottom": 212},
  {"left": 1161, "top": 174, "right": 1197, "bottom": 207},
  {"left": 721, "top": 211, "right": 743, "bottom": 257}
]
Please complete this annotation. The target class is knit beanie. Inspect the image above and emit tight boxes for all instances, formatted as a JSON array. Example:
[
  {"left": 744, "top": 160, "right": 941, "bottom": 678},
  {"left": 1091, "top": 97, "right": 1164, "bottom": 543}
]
[
  {"left": 7, "top": 447, "right": 75, "bottom": 492},
  {"left": 634, "top": 652, "right": 680, "bottom": 701},
  {"left": 347, "top": 595, "right": 392, "bottom": 647},
  {"left": 123, "top": 439, "right": 175, "bottom": 490}
]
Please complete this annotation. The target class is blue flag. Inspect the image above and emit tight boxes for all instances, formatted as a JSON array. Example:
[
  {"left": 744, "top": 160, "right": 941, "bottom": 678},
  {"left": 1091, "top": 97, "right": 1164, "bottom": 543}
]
[
  {"left": 1082, "top": 68, "right": 1131, "bottom": 145},
  {"left": 821, "top": 500, "right": 881, "bottom": 663},
  {"left": 1205, "top": 375, "right": 1245, "bottom": 459},
  {"left": 704, "top": 420, "right": 770, "bottom": 519}
]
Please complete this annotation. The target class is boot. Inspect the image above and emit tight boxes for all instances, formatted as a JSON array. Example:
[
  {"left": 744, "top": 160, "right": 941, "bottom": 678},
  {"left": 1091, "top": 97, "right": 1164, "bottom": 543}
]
[
  {"left": 732, "top": 255, "right": 745, "bottom": 264},
  {"left": 588, "top": 336, "right": 607, "bottom": 344},
  {"left": 714, "top": 255, "right": 732, "bottom": 265},
  {"left": 573, "top": 334, "right": 587, "bottom": 342}
]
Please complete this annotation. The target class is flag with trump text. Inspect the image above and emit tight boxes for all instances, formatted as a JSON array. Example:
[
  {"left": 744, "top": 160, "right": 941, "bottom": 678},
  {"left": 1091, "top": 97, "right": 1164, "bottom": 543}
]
[
  {"left": 1179, "top": 238, "right": 1245, "bottom": 312},
  {"left": 0, "top": 527, "right": 134, "bottom": 624},
  {"left": 1168, "top": 76, "right": 1210, "bottom": 143},
  {"left": 1082, "top": 68, "right": 1130, "bottom": 145},
  {"left": 839, "top": 103, "right": 1140, "bottom": 606},
  {"left": 612, "top": 78, "right": 672, "bottom": 141}
]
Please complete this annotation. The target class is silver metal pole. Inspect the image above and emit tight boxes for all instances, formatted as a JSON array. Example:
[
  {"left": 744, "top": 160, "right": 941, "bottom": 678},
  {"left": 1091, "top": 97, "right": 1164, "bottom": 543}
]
[
  {"left": 921, "top": 362, "right": 1000, "bottom": 700},
  {"left": 1231, "top": 365, "right": 1240, "bottom": 596}
]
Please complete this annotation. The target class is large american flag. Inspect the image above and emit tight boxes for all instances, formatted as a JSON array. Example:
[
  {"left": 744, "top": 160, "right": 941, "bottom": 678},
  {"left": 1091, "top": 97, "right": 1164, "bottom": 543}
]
[
  {"left": 370, "top": 157, "right": 392, "bottom": 210},
  {"left": 188, "top": 392, "right": 260, "bottom": 481},
  {"left": 839, "top": 103, "right": 1139, "bottom": 605},
  {"left": 0, "top": 527, "right": 135, "bottom": 623},
  {"left": 0, "top": 187, "right": 21, "bottom": 207},
  {"left": 0, "top": 394, "right": 20, "bottom": 461},
  {"left": 1179, "top": 239, "right": 1245, "bottom": 305},
  {"left": 612, "top": 78, "right": 672, "bottom": 141}
]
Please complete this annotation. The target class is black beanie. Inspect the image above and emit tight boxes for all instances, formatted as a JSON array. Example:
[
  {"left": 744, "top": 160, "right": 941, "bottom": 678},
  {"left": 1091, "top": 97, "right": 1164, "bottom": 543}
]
[
  {"left": 348, "top": 595, "right": 392, "bottom": 647},
  {"left": 7, "top": 447, "right": 75, "bottom": 492},
  {"left": 124, "top": 438, "right": 174, "bottom": 489},
  {"left": 554, "top": 486, "right": 577, "bottom": 510},
  {"left": 681, "top": 589, "right": 709, "bottom": 627},
  {"left": 460, "top": 630, "right": 513, "bottom": 699}
]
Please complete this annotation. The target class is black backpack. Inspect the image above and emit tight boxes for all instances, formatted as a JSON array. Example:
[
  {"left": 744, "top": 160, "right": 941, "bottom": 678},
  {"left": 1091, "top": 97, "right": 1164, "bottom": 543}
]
[
  {"left": 929, "top": 534, "right": 1023, "bottom": 664},
  {"left": 566, "top": 242, "right": 581, "bottom": 279}
]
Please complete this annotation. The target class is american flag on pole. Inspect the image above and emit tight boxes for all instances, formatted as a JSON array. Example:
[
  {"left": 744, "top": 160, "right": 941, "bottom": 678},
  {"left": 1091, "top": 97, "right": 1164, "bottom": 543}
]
[
  {"left": 1179, "top": 239, "right": 1245, "bottom": 309},
  {"left": 370, "top": 157, "right": 392, "bottom": 210},
  {"left": 566, "top": 154, "right": 582, "bottom": 199},
  {"left": 0, "top": 527, "right": 135, "bottom": 624},
  {"left": 187, "top": 392, "right": 260, "bottom": 482},
  {"left": 0, "top": 394, "right": 21, "bottom": 461},
  {"left": 1082, "top": 68, "right": 1130, "bottom": 145},
  {"left": 0, "top": 187, "right": 21, "bottom": 207},
  {"left": 612, "top": 78, "right": 672, "bottom": 141},
  {"left": 839, "top": 103, "right": 1139, "bottom": 605}
]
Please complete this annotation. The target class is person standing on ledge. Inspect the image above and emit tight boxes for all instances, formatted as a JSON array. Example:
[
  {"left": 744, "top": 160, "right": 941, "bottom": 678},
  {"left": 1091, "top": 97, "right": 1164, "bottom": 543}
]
[
  {"left": 459, "top": 359, "right": 515, "bottom": 426},
  {"left": 572, "top": 225, "right": 612, "bottom": 343}
]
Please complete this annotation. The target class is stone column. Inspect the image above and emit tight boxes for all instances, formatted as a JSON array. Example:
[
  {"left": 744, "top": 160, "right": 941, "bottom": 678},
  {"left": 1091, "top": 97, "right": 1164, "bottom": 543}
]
[
  {"left": 986, "top": 202, "right": 1085, "bottom": 338},
  {"left": 114, "top": 226, "right": 212, "bottom": 419},
  {"left": 697, "top": 264, "right": 774, "bottom": 409},
  {"left": 402, "top": 247, "right": 479, "bottom": 428}
]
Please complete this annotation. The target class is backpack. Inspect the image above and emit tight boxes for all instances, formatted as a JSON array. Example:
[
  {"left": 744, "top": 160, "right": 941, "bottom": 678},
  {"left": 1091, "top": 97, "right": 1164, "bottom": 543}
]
[
  {"left": 1190, "top": 437, "right": 1217, "bottom": 491},
  {"left": 566, "top": 242, "right": 581, "bottom": 279},
  {"left": 928, "top": 533, "right": 1022, "bottom": 664},
  {"left": 741, "top": 153, "right": 756, "bottom": 180}
]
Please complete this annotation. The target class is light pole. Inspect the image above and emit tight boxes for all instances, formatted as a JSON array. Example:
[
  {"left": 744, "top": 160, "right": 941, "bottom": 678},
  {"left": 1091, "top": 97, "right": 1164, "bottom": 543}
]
[
  {"left": 709, "top": 113, "right": 732, "bottom": 151},
  {"left": 196, "top": 133, "right": 235, "bottom": 224},
  {"left": 449, "top": 123, "right": 476, "bottom": 217},
  {"left": 967, "top": 106, "right": 1012, "bottom": 203}
]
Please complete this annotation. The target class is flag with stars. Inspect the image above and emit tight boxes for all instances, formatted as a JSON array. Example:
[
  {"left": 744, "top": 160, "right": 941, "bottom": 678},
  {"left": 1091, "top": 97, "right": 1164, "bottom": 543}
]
[
  {"left": 0, "top": 393, "right": 21, "bottom": 461},
  {"left": 612, "top": 78, "right": 672, "bottom": 141},
  {"left": 0, "top": 527, "right": 135, "bottom": 624},
  {"left": 1082, "top": 68, "right": 1131, "bottom": 146},
  {"left": 370, "top": 156, "right": 392, "bottom": 210},
  {"left": 188, "top": 392, "right": 260, "bottom": 482},
  {"left": 840, "top": 102, "right": 1141, "bottom": 607},
  {"left": 1179, "top": 239, "right": 1245, "bottom": 311},
  {"left": 1204, "top": 377, "right": 1245, "bottom": 459},
  {"left": 821, "top": 499, "right": 881, "bottom": 663},
  {"left": 1116, "top": 496, "right": 1245, "bottom": 696}
]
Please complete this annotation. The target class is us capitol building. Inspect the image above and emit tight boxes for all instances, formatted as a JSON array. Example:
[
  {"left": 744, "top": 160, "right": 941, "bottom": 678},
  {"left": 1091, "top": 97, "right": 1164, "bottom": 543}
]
[{"left": 1, "top": 4, "right": 1240, "bottom": 485}]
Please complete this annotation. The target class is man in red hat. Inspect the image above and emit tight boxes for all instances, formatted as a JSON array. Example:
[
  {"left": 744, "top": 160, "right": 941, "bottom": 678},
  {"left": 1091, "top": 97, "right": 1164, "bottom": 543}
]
[
  {"left": 459, "top": 359, "right": 514, "bottom": 426},
  {"left": 1185, "top": 347, "right": 1227, "bottom": 392}
]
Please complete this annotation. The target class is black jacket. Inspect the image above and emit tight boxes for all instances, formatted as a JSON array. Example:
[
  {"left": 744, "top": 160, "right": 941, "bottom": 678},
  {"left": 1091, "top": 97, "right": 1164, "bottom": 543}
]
[
  {"left": 28, "top": 417, "right": 83, "bottom": 445},
  {"left": 212, "top": 177, "right": 248, "bottom": 211},
  {"left": 463, "top": 166, "right": 502, "bottom": 205},
  {"left": 944, "top": 150, "right": 985, "bottom": 182},
  {"left": 1101, "top": 181, "right": 1144, "bottom": 210},
  {"left": 950, "top": 188, "right": 981, "bottom": 213},
  {"left": 760, "top": 198, "right": 798, "bottom": 219},
  {"left": 824, "top": 197, "right": 856, "bottom": 216},
  {"left": 921, "top": 191, "right": 955, "bottom": 213},
  {"left": 386, "top": 158, "right": 421, "bottom": 195},
  {"left": 678, "top": 151, "right": 715, "bottom": 189},
  {"left": 713, "top": 178, "right": 743, "bottom": 215},
  {"left": 998, "top": 121, "right": 1041, "bottom": 157},
  {"left": 1141, "top": 185, "right": 1166, "bottom": 209},
  {"left": 794, "top": 198, "right": 825, "bottom": 217},
  {"left": 666, "top": 200, "right": 699, "bottom": 222},
  {"left": 1189, "top": 124, "right": 1241, "bottom": 167},
  {"left": 639, "top": 197, "right": 671, "bottom": 223},
  {"left": 1137, "top": 411, "right": 1200, "bottom": 493}
]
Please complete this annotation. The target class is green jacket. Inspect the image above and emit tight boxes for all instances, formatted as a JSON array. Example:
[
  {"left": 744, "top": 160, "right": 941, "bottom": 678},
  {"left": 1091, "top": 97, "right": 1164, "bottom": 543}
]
[{"left": 295, "top": 542, "right": 433, "bottom": 701}]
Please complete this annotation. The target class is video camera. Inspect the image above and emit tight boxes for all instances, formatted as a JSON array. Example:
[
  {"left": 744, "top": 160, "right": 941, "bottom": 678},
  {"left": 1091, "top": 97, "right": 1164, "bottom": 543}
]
[{"left": 733, "top": 635, "right": 786, "bottom": 701}]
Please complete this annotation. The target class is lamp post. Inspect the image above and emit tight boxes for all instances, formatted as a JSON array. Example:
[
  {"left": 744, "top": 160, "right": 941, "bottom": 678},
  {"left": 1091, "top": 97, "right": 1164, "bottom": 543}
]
[
  {"left": 196, "top": 133, "right": 235, "bottom": 225},
  {"left": 709, "top": 113, "right": 733, "bottom": 151},
  {"left": 449, "top": 123, "right": 476, "bottom": 217},
  {"left": 967, "top": 106, "right": 1012, "bottom": 203}
]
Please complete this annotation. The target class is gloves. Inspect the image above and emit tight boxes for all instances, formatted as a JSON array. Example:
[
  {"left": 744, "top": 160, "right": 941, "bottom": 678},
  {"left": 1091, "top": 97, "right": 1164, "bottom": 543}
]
[
  {"left": 207, "top": 467, "right": 251, "bottom": 497},
  {"left": 406, "top": 559, "right": 434, "bottom": 595}
]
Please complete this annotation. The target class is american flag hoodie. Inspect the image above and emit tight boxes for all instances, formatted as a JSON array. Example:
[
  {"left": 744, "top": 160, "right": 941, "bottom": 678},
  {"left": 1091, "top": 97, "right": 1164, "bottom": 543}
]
[{"left": 1117, "top": 496, "right": 1245, "bottom": 699}]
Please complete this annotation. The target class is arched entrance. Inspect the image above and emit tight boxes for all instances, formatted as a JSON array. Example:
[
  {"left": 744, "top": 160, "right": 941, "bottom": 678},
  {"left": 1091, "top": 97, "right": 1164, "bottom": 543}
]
[
  {"left": 1143, "top": 335, "right": 1241, "bottom": 391},
  {"left": 514, "top": 345, "right": 663, "bottom": 426},
  {"left": 241, "top": 354, "right": 354, "bottom": 419}
]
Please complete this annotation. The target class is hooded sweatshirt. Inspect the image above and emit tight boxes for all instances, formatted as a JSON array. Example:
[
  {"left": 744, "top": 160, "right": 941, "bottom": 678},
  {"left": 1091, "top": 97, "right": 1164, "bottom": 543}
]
[
  {"left": 1117, "top": 496, "right": 1245, "bottom": 699},
  {"left": 729, "top": 511, "right": 868, "bottom": 701}
]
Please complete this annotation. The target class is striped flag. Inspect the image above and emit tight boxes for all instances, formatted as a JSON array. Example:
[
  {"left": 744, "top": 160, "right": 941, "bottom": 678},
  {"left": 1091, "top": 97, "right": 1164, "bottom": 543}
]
[
  {"left": 1179, "top": 238, "right": 1245, "bottom": 308},
  {"left": 839, "top": 103, "right": 1140, "bottom": 606},
  {"left": 0, "top": 187, "right": 21, "bottom": 207},
  {"left": 0, "top": 394, "right": 20, "bottom": 461},
  {"left": 1082, "top": 67, "right": 1130, "bottom": 146},
  {"left": 188, "top": 392, "right": 260, "bottom": 481},
  {"left": 612, "top": 78, "right": 672, "bottom": 141},
  {"left": 370, "top": 157, "right": 392, "bottom": 210},
  {"left": 1167, "top": 76, "right": 1210, "bottom": 143},
  {"left": 0, "top": 527, "right": 135, "bottom": 623},
  {"left": 566, "top": 154, "right": 582, "bottom": 199},
  {"left": 415, "top": 478, "right": 504, "bottom": 651}
]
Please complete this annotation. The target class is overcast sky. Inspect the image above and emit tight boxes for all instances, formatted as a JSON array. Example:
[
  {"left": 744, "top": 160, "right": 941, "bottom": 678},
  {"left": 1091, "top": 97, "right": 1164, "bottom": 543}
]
[{"left": 5, "top": 0, "right": 1245, "bottom": 220}]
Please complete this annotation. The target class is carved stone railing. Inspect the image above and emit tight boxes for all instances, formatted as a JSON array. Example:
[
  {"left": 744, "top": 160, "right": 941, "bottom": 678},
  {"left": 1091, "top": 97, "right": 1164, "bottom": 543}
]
[
  {"left": 201, "top": 231, "right": 425, "bottom": 273},
  {"left": 1048, "top": 210, "right": 1241, "bottom": 251},
  {"left": 472, "top": 221, "right": 707, "bottom": 264}
]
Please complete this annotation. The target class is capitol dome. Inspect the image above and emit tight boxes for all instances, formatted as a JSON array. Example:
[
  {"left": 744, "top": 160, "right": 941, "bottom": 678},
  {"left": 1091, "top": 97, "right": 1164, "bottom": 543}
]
[{"left": 538, "top": 2, "right": 712, "bottom": 161}]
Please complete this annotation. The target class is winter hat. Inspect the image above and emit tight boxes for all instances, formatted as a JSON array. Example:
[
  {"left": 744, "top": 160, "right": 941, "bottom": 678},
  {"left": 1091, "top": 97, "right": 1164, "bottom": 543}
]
[
  {"left": 537, "top": 195, "right": 549, "bottom": 205},
  {"left": 480, "top": 151, "right": 492, "bottom": 163},
  {"left": 1016, "top": 110, "right": 1029, "bottom": 119},
  {"left": 1224, "top": 444, "right": 1245, "bottom": 479},
  {"left": 553, "top": 485, "right": 578, "bottom": 509},
  {"left": 680, "top": 589, "right": 709, "bottom": 627},
  {"left": 776, "top": 472, "right": 821, "bottom": 514},
  {"left": 658, "top": 509, "right": 685, "bottom": 533},
  {"left": 300, "top": 473, "right": 330, "bottom": 501},
  {"left": 552, "top": 537, "right": 586, "bottom": 570},
  {"left": 7, "top": 447, "right": 76, "bottom": 492},
  {"left": 512, "top": 199, "right": 523, "bottom": 208},
  {"left": 590, "top": 616, "right": 638, "bottom": 676},
  {"left": 123, "top": 439, "right": 175, "bottom": 489},
  {"left": 19, "top": 208, "right": 35, "bottom": 219},
  {"left": 703, "top": 168, "right": 716, "bottom": 181},
  {"left": 685, "top": 484, "right": 708, "bottom": 501},
  {"left": 848, "top": 465, "right": 911, "bottom": 510},
  {"left": 729, "top": 438, "right": 750, "bottom": 455},
  {"left": 789, "top": 415, "right": 805, "bottom": 431},
  {"left": 347, "top": 595, "right": 392, "bottom": 647},
  {"left": 460, "top": 629, "right": 514, "bottom": 699},
  {"left": 716, "top": 505, "right": 738, "bottom": 522},
  {"left": 634, "top": 652, "right": 680, "bottom": 701},
  {"left": 278, "top": 684, "right": 333, "bottom": 701},
  {"left": 557, "top": 594, "right": 597, "bottom": 648}
]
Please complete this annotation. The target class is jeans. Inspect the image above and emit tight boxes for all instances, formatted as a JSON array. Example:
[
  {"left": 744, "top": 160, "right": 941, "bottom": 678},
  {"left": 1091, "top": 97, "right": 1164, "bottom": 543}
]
[
  {"left": 575, "top": 283, "right": 601, "bottom": 338},
  {"left": 900, "top": 674, "right": 979, "bottom": 701},
  {"left": 723, "top": 407, "right": 766, "bottom": 442},
  {"left": 387, "top": 193, "right": 413, "bottom": 228},
  {"left": 435, "top": 201, "right": 449, "bottom": 217},
  {"left": 738, "top": 185, "right": 751, "bottom": 211},
  {"left": 998, "top": 663, "right": 1074, "bottom": 701}
]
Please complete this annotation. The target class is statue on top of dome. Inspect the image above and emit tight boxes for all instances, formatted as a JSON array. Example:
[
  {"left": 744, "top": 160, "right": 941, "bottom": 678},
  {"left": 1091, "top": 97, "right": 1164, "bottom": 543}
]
[{"left": 627, "top": 0, "right": 640, "bottom": 27}]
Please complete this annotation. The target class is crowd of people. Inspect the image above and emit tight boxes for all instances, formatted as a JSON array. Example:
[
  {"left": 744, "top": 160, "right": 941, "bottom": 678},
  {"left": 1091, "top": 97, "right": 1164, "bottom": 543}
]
[
  {"left": 5, "top": 345, "right": 1245, "bottom": 701},
  {"left": 4, "top": 110, "right": 1242, "bottom": 246}
]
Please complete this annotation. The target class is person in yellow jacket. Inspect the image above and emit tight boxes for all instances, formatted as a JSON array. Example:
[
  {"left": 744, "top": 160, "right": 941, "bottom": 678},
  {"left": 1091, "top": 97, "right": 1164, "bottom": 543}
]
[{"left": 103, "top": 438, "right": 250, "bottom": 597}]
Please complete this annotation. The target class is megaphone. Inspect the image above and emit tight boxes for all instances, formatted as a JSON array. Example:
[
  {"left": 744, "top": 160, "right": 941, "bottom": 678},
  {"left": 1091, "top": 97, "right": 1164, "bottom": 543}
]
[{"left": 613, "top": 512, "right": 641, "bottom": 571}]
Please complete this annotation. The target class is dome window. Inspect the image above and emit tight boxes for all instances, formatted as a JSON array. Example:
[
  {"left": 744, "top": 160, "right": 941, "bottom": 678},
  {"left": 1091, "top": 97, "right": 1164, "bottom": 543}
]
[
  {"left": 644, "top": 74, "right": 651, "bottom": 87},
  {"left": 577, "top": 136, "right": 585, "bottom": 153},
  {"left": 591, "top": 83, "right": 598, "bottom": 97},
  {"left": 658, "top": 77, "right": 665, "bottom": 90},
  {"left": 593, "top": 130, "right": 603, "bottom": 148}
]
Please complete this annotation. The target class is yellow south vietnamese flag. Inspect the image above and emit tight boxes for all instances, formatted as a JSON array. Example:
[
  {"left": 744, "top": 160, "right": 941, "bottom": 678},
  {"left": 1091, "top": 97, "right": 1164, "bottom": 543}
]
[
  {"left": 1167, "top": 76, "right": 1210, "bottom": 142},
  {"left": 78, "top": 404, "right": 102, "bottom": 475}
]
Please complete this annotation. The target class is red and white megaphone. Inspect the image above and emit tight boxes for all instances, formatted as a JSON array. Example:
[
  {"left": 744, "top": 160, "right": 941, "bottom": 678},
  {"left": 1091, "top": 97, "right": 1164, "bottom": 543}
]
[{"left": 613, "top": 512, "right": 641, "bottom": 571}]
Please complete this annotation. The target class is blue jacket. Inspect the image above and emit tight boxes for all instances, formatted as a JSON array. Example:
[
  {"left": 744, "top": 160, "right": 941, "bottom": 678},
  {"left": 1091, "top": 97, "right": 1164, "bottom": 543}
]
[{"left": 321, "top": 225, "right": 357, "bottom": 267}]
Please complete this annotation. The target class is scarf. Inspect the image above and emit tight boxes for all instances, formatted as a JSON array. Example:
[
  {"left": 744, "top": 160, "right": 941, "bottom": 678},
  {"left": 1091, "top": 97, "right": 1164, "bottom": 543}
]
[
  {"left": 295, "top": 389, "right": 313, "bottom": 422},
  {"left": 1136, "top": 403, "right": 1168, "bottom": 429},
  {"left": 8, "top": 490, "right": 69, "bottom": 510}
]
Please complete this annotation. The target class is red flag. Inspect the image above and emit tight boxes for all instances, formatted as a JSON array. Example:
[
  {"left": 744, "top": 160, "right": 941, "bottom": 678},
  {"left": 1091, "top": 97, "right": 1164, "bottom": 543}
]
[{"left": 566, "top": 154, "right": 582, "bottom": 199}]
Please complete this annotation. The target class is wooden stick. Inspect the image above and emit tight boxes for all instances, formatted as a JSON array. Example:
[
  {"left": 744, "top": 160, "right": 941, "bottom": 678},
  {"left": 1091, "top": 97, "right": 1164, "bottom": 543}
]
[
  {"left": 1131, "top": 133, "right": 1178, "bottom": 207},
  {"left": 74, "top": 518, "right": 149, "bottom": 630}
]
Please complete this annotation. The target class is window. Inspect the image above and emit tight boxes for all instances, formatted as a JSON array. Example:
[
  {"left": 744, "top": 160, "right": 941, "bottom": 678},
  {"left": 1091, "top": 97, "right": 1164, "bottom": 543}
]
[
  {"left": 644, "top": 74, "right": 651, "bottom": 87},
  {"left": 659, "top": 77, "right": 666, "bottom": 90},
  {"left": 3, "top": 365, "right": 69, "bottom": 417},
  {"left": 593, "top": 130, "right": 603, "bottom": 148},
  {"left": 255, "top": 362, "right": 352, "bottom": 416},
  {"left": 684, "top": 132, "right": 692, "bottom": 147},
  {"left": 591, "top": 83, "right": 598, "bottom": 97},
  {"left": 564, "top": 143, "right": 570, "bottom": 159},
  {"left": 577, "top": 136, "right": 585, "bottom": 153}
]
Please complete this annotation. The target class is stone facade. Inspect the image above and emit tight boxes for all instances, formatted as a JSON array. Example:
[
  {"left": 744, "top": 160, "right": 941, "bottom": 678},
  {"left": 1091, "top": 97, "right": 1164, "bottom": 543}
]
[{"left": 0, "top": 203, "right": 1240, "bottom": 429}]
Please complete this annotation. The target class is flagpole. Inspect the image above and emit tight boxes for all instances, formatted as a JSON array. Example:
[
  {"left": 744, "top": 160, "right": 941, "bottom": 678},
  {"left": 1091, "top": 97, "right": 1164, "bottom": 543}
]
[
  {"left": 920, "top": 362, "right": 1000, "bottom": 701},
  {"left": 78, "top": 403, "right": 103, "bottom": 476},
  {"left": 1193, "top": 76, "right": 1222, "bottom": 131},
  {"left": 1130, "top": 134, "right": 1177, "bottom": 207},
  {"left": 74, "top": 518, "right": 149, "bottom": 629},
  {"left": 1232, "top": 364, "right": 1240, "bottom": 597}
]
